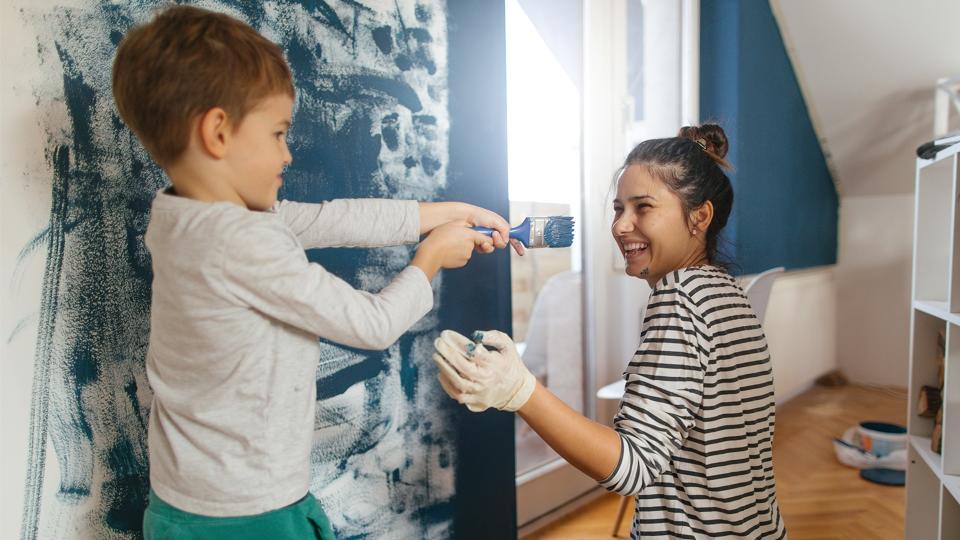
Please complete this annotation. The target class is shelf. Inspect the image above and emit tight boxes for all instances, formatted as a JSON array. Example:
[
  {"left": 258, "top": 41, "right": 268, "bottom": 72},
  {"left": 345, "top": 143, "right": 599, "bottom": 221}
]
[
  {"left": 908, "top": 136, "right": 959, "bottom": 540},
  {"left": 911, "top": 435, "right": 942, "bottom": 477},
  {"left": 908, "top": 436, "right": 960, "bottom": 506},
  {"left": 946, "top": 474, "right": 960, "bottom": 505},
  {"left": 918, "top": 141, "right": 960, "bottom": 169},
  {"left": 914, "top": 300, "right": 960, "bottom": 325}
]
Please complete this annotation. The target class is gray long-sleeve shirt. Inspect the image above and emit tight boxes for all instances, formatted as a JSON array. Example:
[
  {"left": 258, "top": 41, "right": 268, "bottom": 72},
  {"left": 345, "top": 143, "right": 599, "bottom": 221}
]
[{"left": 144, "top": 191, "right": 433, "bottom": 516}]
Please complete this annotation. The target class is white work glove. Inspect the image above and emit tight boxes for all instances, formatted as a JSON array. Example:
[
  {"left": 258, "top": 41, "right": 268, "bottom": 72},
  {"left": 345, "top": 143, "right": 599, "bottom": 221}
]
[{"left": 432, "top": 329, "right": 536, "bottom": 412}]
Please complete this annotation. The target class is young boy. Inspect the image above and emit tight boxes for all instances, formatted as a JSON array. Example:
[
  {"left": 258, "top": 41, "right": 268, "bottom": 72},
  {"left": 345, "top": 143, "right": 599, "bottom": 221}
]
[{"left": 111, "top": 6, "right": 513, "bottom": 539}]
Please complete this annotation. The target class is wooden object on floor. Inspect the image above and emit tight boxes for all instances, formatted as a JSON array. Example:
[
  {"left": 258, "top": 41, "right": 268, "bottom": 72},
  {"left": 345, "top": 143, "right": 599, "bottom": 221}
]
[
  {"left": 522, "top": 384, "right": 906, "bottom": 540},
  {"left": 815, "top": 369, "right": 849, "bottom": 387}
]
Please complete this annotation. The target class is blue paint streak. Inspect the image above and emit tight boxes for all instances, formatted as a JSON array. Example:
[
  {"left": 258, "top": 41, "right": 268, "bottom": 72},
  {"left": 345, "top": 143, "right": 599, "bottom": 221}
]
[{"left": 25, "top": 2, "right": 459, "bottom": 538}]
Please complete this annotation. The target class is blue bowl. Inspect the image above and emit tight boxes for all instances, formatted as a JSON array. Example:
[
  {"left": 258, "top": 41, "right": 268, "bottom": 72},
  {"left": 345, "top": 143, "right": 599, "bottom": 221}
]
[{"left": 858, "top": 421, "right": 907, "bottom": 458}]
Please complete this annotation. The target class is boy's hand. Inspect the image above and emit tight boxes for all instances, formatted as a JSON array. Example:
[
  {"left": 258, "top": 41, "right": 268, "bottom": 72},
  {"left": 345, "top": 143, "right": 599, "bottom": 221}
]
[
  {"left": 461, "top": 204, "right": 526, "bottom": 256},
  {"left": 418, "top": 202, "right": 524, "bottom": 255},
  {"left": 412, "top": 221, "right": 493, "bottom": 280},
  {"left": 461, "top": 205, "right": 509, "bottom": 252}
]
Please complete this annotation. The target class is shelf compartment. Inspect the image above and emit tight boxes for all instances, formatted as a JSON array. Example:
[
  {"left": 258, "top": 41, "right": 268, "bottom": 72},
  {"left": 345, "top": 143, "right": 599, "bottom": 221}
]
[
  {"left": 912, "top": 154, "right": 957, "bottom": 307},
  {"left": 910, "top": 435, "right": 942, "bottom": 477},
  {"left": 945, "top": 324, "right": 960, "bottom": 476},
  {"left": 907, "top": 440, "right": 942, "bottom": 540},
  {"left": 910, "top": 311, "right": 949, "bottom": 438},
  {"left": 943, "top": 483, "right": 960, "bottom": 538},
  {"left": 946, "top": 474, "right": 960, "bottom": 506}
]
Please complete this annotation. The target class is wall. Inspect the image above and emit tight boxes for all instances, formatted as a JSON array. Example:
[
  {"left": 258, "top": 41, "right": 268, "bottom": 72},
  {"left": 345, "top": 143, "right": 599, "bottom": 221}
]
[
  {"left": 699, "top": 0, "right": 839, "bottom": 276},
  {"left": 583, "top": 0, "right": 836, "bottom": 429},
  {"left": 444, "top": 1, "right": 517, "bottom": 536},
  {"left": 835, "top": 194, "right": 914, "bottom": 385},
  {"left": 770, "top": 0, "right": 959, "bottom": 387},
  {"left": 682, "top": 0, "right": 843, "bottom": 400},
  {"left": 0, "top": 1, "right": 515, "bottom": 538},
  {"left": 761, "top": 268, "right": 837, "bottom": 402}
]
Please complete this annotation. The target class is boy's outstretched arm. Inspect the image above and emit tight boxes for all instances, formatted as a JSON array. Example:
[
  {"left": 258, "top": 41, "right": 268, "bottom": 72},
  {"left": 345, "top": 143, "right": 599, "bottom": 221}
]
[
  {"left": 275, "top": 199, "right": 422, "bottom": 249},
  {"left": 220, "top": 220, "right": 492, "bottom": 350},
  {"left": 273, "top": 199, "right": 520, "bottom": 254}
]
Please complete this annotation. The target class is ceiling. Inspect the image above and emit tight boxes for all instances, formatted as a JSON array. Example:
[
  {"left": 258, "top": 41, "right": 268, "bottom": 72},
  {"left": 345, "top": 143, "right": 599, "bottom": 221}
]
[{"left": 771, "top": 0, "right": 960, "bottom": 197}]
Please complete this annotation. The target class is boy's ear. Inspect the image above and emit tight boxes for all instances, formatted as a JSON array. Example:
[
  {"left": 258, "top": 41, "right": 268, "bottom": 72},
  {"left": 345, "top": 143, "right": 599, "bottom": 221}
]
[{"left": 197, "top": 107, "right": 231, "bottom": 160}]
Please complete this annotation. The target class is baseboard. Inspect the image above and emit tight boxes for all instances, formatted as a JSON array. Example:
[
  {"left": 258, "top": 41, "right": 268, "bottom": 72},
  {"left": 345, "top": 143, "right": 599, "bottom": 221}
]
[{"left": 517, "top": 487, "right": 608, "bottom": 538}]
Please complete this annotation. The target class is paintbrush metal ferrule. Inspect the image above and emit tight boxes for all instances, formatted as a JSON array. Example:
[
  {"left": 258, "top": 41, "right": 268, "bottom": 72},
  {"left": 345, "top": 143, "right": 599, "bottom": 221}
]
[{"left": 527, "top": 217, "right": 548, "bottom": 248}]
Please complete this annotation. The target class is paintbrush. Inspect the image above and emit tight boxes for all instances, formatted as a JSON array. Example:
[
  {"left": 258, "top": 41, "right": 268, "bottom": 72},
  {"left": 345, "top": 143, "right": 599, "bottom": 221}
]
[{"left": 473, "top": 216, "right": 574, "bottom": 249}]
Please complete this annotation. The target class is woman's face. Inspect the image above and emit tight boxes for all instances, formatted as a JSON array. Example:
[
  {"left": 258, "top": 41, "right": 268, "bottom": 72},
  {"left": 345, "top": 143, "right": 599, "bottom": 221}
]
[{"left": 611, "top": 164, "right": 709, "bottom": 286}]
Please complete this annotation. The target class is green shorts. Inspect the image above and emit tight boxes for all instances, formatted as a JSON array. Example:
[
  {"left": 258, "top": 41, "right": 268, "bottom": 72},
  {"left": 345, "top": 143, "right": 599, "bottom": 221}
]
[{"left": 143, "top": 490, "right": 335, "bottom": 540}]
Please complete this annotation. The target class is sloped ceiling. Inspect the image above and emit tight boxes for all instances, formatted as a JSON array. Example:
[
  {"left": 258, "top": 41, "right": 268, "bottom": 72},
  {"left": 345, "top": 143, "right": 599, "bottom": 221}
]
[{"left": 771, "top": 0, "right": 960, "bottom": 197}]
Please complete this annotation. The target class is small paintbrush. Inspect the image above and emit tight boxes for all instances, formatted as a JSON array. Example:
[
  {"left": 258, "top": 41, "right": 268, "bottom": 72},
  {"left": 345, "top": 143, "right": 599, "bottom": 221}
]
[{"left": 473, "top": 216, "right": 575, "bottom": 248}]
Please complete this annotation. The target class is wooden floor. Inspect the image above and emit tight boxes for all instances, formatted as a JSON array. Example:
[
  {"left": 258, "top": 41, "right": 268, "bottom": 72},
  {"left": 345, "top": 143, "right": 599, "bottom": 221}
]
[{"left": 523, "top": 384, "right": 907, "bottom": 539}]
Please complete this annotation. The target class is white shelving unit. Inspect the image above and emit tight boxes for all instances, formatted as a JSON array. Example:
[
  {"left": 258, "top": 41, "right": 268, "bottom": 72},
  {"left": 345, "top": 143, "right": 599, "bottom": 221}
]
[{"left": 906, "top": 142, "right": 960, "bottom": 539}]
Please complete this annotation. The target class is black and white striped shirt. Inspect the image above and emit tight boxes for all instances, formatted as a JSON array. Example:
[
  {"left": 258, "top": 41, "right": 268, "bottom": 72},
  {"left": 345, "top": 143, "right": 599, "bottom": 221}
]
[{"left": 600, "top": 266, "right": 786, "bottom": 539}]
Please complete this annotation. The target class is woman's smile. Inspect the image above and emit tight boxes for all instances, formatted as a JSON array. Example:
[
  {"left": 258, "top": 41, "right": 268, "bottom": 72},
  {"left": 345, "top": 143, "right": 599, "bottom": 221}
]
[{"left": 621, "top": 241, "right": 649, "bottom": 261}]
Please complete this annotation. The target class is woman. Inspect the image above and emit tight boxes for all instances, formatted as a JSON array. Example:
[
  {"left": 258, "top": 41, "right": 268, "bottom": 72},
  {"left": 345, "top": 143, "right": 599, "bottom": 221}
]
[{"left": 433, "top": 124, "right": 786, "bottom": 539}]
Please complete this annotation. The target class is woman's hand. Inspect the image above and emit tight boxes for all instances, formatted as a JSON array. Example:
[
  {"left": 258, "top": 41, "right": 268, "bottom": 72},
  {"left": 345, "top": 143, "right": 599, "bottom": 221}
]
[
  {"left": 418, "top": 202, "right": 525, "bottom": 255},
  {"left": 433, "top": 328, "right": 621, "bottom": 481},
  {"left": 432, "top": 329, "right": 536, "bottom": 412}
]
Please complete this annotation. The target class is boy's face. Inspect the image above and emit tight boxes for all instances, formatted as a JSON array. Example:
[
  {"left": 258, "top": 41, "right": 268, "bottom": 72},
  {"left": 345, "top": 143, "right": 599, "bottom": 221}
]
[{"left": 226, "top": 93, "right": 294, "bottom": 211}]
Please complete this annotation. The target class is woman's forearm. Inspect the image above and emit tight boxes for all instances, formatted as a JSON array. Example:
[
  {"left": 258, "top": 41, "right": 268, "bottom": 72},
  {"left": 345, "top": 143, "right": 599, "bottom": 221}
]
[{"left": 518, "top": 381, "right": 622, "bottom": 482}]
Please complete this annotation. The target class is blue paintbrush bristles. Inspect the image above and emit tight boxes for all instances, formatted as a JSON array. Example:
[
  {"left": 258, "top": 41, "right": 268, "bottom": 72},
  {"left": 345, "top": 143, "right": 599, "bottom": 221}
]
[
  {"left": 542, "top": 216, "right": 574, "bottom": 248},
  {"left": 473, "top": 216, "right": 575, "bottom": 249}
]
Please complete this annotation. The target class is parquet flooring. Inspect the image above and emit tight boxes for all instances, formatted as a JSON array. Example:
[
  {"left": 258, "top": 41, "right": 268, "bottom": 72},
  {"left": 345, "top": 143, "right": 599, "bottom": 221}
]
[{"left": 524, "top": 384, "right": 907, "bottom": 539}]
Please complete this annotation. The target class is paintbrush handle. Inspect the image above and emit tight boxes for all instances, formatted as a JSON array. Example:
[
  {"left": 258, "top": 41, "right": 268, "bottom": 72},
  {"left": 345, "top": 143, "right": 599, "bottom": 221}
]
[{"left": 472, "top": 225, "right": 525, "bottom": 242}]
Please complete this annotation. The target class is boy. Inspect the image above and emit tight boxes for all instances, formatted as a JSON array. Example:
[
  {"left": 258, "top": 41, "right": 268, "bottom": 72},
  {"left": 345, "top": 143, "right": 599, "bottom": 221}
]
[{"left": 111, "top": 5, "right": 513, "bottom": 539}]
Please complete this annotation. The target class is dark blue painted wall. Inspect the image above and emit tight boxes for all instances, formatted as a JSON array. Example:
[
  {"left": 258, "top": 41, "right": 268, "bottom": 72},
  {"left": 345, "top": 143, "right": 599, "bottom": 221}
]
[
  {"left": 700, "top": 0, "right": 838, "bottom": 275},
  {"left": 445, "top": 2, "right": 517, "bottom": 538}
]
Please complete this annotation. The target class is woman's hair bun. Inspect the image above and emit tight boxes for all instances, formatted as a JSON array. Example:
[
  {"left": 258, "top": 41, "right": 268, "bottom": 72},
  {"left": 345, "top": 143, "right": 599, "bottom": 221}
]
[{"left": 678, "top": 124, "right": 731, "bottom": 169}]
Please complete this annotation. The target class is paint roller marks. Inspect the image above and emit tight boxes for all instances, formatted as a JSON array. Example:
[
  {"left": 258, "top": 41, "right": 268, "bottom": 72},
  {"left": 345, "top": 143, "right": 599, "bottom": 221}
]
[{"left": 19, "top": 1, "right": 453, "bottom": 539}]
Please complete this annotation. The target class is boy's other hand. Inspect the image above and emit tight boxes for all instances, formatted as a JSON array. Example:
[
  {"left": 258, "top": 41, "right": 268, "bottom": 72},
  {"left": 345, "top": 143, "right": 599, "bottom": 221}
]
[
  {"left": 417, "top": 202, "right": 523, "bottom": 256},
  {"left": 462, "top": 204, "right": 524, "bottom": 256},
  {"left": 412, "top": 221, "right": 493, "bottom": 280}
]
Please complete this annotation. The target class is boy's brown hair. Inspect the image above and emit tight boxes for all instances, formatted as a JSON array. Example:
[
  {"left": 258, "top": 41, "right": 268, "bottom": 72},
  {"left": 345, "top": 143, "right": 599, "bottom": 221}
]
[{"left": 112, "top": 5, "right": 295, "bottom": 167}]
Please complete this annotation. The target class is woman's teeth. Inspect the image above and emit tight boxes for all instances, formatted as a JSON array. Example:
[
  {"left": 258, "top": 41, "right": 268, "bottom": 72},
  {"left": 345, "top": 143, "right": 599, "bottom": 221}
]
[{"left": 623, "top": 242, "right": 648, "bottom": 257}]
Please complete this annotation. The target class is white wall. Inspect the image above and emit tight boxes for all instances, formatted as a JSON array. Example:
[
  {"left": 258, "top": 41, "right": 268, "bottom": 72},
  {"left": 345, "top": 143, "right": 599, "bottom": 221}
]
[
  {"left": 1, "top": 0, "right": 60, "bottom": 535},
  {"left": 835, "top": 194, "right": 914, "bottom": 386},
  {"left": 771, "top": 0, "right": 955, "bottom": 388},
  {"left": 762, "top": 269, "right": 837, "bottom": 403}
]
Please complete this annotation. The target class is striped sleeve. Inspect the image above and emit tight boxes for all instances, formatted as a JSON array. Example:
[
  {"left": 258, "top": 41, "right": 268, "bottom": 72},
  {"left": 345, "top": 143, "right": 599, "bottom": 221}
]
[{"left": 599, "top": 279, "right": 706, "bottom": 496}]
